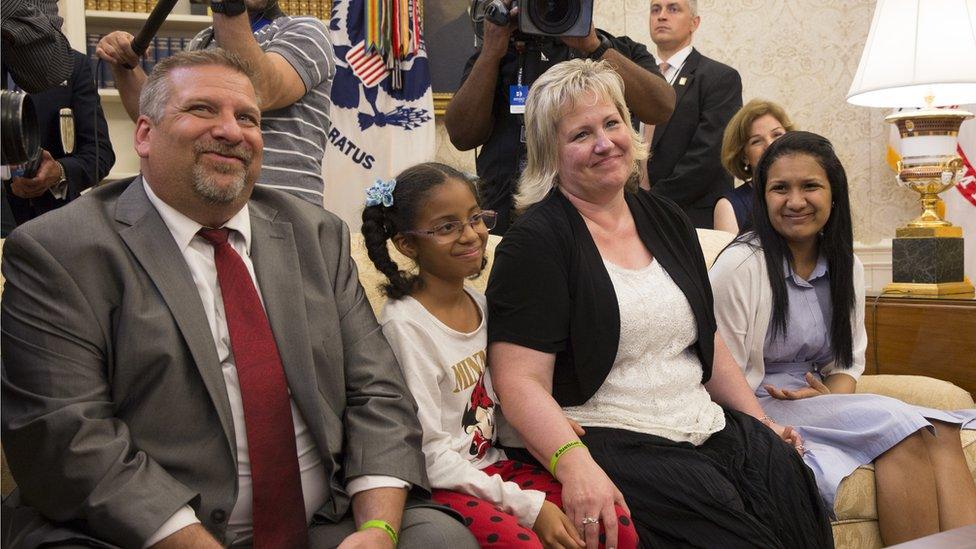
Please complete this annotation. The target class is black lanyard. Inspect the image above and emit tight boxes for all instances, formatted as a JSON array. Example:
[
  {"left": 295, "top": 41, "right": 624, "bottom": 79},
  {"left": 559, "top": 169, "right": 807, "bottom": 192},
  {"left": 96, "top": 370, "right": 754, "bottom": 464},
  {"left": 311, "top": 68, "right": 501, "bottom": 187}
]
[{"left": 665, "top": 57, "right": 688, "bottom": 86}]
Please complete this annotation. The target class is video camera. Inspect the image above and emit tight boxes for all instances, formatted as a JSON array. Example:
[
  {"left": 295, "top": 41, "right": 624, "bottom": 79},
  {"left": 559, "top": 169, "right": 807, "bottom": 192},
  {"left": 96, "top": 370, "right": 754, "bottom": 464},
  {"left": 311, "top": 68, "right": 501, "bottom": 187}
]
[{"left": 471, "top": 0, "right": 594, "bottom": 40}]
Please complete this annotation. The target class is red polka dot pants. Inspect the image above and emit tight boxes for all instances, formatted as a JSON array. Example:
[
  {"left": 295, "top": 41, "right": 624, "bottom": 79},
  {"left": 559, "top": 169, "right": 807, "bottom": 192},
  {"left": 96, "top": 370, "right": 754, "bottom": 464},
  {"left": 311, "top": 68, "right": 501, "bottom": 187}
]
[{"left": 433, "top": 459, "right": 638, "bottom": 548}]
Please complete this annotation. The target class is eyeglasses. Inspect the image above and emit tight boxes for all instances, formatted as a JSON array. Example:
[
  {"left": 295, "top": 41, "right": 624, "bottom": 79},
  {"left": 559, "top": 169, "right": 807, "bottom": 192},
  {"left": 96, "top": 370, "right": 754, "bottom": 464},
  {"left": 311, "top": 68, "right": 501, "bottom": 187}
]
[{"left": 402, "top": 210, "right": 498, "bottom": 243}]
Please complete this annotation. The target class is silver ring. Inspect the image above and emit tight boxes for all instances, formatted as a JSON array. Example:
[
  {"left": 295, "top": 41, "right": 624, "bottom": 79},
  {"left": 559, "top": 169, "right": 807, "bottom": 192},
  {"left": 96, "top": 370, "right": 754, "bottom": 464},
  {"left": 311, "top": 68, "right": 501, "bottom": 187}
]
[{"left": 581, "top": 516, "right": 600, "bottom": 526}]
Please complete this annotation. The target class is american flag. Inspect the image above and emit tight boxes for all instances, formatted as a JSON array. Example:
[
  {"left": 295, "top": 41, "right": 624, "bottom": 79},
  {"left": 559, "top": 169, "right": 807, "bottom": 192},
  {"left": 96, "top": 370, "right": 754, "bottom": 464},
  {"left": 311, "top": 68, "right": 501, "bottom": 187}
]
[{"left": 345, "top": 41, "right": 388, "bottom": 88}]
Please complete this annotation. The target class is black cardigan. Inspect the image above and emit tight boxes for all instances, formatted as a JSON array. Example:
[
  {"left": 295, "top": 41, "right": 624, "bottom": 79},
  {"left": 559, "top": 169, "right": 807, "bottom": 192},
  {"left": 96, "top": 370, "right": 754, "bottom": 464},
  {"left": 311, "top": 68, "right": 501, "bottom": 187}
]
[{"left": 486, "top": 189, "right": 716, "bottom": 406}]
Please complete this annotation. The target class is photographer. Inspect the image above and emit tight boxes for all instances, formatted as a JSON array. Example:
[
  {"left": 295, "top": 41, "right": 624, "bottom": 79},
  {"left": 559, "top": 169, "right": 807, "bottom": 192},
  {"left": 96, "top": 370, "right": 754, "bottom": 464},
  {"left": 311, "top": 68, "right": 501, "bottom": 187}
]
[
  {"left": 3, "top": 49, "right": 115, "bottom": 227},
  {"left": 445, "top": 0, "right": 675, "bottom": 234}
]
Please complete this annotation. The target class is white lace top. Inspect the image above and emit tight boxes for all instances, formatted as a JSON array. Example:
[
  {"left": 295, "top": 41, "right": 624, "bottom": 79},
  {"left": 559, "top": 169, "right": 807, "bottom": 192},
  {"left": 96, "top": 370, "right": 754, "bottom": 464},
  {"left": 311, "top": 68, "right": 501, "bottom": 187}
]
[{"left": 563, "top": 259, "right": 725, "bottom": 446}]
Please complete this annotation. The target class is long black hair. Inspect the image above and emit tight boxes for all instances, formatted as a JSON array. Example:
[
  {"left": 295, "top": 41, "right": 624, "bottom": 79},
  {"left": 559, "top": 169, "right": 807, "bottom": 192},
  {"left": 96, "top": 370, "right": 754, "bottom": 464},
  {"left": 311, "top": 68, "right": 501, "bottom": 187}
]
[
  {"left": 732, "top": 131, "right": 856, "bottom": 369},
  {"left": 361, "top": 162, "right": 479, "bottom": 299}
]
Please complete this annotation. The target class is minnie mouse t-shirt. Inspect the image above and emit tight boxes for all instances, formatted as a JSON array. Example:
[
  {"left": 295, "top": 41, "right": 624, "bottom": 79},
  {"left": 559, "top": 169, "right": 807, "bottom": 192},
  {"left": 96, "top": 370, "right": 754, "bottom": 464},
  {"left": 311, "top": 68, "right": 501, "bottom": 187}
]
[{"left": 380, "top": 287, "right": 544, "bottom": 526}]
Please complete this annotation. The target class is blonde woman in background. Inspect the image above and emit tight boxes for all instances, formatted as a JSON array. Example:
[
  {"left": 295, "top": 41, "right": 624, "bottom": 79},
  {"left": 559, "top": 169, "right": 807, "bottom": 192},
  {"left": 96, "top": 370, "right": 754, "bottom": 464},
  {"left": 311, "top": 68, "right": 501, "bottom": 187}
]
[{"left": 713, "top": 99, "right": 795, "bottom": 233}]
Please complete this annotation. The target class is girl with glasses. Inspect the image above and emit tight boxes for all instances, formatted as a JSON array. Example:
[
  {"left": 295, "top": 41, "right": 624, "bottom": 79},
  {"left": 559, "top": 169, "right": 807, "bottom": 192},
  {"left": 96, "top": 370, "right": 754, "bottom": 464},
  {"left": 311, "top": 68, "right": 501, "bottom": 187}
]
[{"left": 362, "top": 162, "right": 637, "bottom": 548}]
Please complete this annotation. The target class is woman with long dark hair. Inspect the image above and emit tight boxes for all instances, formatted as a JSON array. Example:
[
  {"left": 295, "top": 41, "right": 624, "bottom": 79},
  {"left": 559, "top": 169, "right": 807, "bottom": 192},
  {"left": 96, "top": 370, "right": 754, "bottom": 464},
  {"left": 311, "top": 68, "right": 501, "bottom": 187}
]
[{"left": 709, "top": 131, "right": 976, "bottom": 545}]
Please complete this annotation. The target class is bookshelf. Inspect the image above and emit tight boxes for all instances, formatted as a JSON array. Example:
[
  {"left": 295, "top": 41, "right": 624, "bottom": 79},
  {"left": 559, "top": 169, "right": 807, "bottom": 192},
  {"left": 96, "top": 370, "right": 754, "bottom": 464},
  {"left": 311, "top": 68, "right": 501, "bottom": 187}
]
[{"left": 85, "top": 10, "right": 213, "bottom": 33}]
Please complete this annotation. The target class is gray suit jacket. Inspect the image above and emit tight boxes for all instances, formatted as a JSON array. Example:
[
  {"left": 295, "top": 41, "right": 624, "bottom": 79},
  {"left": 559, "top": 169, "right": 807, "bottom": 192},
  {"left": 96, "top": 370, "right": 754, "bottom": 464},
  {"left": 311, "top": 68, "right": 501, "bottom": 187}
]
[{"left": 1, "top": 178, "right": 429, "bottom": 548}]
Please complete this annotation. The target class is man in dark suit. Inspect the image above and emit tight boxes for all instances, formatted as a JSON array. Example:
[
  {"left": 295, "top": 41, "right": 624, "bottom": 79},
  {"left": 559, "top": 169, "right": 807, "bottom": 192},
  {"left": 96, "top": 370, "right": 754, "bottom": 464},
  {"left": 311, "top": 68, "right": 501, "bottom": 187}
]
[
  {"left": 2, "top": 49, "right": 115, "bottom": 228},
  {"left": 1, "top": 48, "right": 473, "bottom": 549},
  {"left": 645, "top": 0, "right": 742, "bottom": 229}
]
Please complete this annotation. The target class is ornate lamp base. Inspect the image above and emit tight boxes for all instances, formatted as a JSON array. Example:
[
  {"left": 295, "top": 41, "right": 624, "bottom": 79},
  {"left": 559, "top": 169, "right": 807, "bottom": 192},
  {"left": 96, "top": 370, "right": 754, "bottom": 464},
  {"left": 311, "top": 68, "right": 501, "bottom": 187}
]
[
  {"left": 886, "top": 226, "right": 974, "bottom": 296},
  {"left": 884, "top": 279, "right": 975, "bottom": 297}
]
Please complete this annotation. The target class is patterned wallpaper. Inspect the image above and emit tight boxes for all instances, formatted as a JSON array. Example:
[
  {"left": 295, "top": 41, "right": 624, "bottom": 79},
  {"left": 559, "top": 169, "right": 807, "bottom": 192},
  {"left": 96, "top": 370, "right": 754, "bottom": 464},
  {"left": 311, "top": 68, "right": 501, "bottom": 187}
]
[{"left": 433, "top": 0, "right": 918, "bottom": 244}]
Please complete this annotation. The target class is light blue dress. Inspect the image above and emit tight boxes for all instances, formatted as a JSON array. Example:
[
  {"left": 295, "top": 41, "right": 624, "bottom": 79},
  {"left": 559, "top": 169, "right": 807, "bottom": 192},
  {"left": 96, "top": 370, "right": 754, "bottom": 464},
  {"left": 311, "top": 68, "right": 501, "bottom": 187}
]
[{"left": 757, "top": 255, "right": 976, "bottom": 510}]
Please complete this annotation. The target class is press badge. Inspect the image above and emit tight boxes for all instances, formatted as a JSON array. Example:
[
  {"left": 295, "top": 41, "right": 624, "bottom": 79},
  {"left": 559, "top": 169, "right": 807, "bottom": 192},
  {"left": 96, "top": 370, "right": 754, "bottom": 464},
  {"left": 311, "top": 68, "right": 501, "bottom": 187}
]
[{"left": 509, "top": 85, "right": 528, "bottom": 114}]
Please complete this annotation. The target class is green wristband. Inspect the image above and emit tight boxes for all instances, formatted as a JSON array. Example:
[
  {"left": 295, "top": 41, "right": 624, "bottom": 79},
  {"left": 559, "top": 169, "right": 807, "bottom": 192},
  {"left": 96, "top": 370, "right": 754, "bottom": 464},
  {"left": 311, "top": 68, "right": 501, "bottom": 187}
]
[
  {"left": 359, "top": 519, "right": 398, "bottom": 546},
  {"left": 549, "top": 440, "right": 586, "bottom": 476}
]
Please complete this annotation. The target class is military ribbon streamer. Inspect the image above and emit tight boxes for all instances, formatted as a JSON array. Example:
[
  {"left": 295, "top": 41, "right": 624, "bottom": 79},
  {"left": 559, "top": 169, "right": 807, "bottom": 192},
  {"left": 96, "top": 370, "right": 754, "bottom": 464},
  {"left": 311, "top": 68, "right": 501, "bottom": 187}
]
[{"left": 325, "top": 0, "right": 434, "bottom": 229}]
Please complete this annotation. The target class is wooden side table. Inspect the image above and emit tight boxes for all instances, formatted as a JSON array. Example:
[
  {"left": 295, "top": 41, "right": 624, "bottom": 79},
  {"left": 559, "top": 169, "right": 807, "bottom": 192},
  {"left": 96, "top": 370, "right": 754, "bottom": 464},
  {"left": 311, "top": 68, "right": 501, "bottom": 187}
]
[{"left": 864, "top": 292, "right": 976, "bottom": 396}]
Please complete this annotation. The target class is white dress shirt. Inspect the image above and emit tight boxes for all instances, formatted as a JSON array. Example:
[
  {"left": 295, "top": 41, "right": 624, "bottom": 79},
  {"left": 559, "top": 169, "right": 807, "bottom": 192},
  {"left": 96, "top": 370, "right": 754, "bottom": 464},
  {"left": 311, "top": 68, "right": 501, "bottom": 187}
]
[
  {"left": 659, "top": 44, "right": 694, "bottom": 84},
  {"left": 141, "top": 180, "right": 407, "bottom": 546},
  {"left": 640, "top": 45, "right": 695, "bottom": 142}
]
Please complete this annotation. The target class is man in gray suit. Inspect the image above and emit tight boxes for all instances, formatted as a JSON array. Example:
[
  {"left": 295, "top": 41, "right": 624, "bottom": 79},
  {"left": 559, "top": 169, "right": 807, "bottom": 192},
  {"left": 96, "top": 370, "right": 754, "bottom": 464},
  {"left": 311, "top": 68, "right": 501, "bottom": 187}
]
[{"left": 1, "top": 49, "right": 475, "bottom": 549}]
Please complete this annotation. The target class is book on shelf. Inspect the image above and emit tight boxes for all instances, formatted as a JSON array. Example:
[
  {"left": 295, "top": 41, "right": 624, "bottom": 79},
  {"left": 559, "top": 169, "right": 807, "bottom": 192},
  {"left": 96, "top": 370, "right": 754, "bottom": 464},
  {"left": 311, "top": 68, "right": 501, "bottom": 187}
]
[
  {"left": 101, "top": 55, "right": 115, "bottom": 90},
  {"left": 141, "top": 37, "right": 157, "bottom": 77},
  {"left": 87, "top": 33, "right": 101, "bottom": 87},
  {"left": 91, "top": 0, "right": 151, "bottom": 12},
  {"left": 279, "top": 0, "right": 329, "bottom": 19}
]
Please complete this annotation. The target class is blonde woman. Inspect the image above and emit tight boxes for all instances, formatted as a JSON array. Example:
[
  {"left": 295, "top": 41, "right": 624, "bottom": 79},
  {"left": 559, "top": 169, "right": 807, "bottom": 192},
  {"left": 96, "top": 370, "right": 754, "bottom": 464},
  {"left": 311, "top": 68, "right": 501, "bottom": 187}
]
[
  {"left": 486, "top": 59, "right": 832, "bottom": 548},
  {"left": 713, "top": 99, "right": 795, "bottom": 233}
]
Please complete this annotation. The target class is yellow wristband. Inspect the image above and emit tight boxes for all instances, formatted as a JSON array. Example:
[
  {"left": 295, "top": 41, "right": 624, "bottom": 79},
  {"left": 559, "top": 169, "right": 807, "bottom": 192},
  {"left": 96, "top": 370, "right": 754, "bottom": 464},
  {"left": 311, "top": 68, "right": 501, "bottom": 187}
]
[
  {"left": 359, "top": 519, "right": 398, "bottom": 546},
  {"left": 549, "top": 440, "right": 586, "bottom": 476}
]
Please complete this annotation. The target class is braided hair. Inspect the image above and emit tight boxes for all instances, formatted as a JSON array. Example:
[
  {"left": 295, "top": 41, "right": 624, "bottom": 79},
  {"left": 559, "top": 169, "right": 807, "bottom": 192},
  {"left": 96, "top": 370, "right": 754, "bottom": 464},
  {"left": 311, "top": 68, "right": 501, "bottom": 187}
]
[{"left": 361, "top": 162, "right": 478, "bottom": 299}]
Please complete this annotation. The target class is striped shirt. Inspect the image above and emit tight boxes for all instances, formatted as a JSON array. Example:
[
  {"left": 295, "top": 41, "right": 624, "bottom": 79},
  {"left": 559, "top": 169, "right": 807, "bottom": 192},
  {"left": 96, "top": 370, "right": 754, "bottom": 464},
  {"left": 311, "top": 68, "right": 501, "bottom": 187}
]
[
  {"left": 1, "top": 0, "right": 72, "bottom": 93},
  {"left": 190, "top": 16, "right": 335, "bottom": 205}
]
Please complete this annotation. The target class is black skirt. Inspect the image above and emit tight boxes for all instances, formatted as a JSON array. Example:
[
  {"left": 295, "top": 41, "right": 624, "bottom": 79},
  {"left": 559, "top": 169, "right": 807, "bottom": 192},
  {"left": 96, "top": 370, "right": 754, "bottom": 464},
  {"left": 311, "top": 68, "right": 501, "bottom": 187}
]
[{"left": 582, "top": 409, "right": 833, "bottom": 549}]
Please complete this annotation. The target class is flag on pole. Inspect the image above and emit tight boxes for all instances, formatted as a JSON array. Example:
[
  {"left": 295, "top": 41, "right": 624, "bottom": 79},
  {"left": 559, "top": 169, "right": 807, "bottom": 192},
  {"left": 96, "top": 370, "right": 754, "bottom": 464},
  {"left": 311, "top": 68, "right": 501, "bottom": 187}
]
[
  {"left": 887, "top": 106, "right": 976, "bottom": 282},
  {"left": 325, "top": 0, "right": 435, "bottom": 230},
  {"left": 948, "top": 105, "right": 976, "bottom": 283}
]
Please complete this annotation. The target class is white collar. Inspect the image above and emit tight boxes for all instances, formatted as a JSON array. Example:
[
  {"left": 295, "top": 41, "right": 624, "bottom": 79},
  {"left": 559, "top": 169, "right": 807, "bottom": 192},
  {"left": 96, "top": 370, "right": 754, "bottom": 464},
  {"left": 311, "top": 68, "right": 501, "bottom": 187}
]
[
  {"left": 782, "top": 253, "right": 829, "bottom": 287},
  {"left": 142, "top": 177, "right": 252, "bottom": 254},
  {"left": 660, "top": 44, "right": 694, "bottom": 71}
]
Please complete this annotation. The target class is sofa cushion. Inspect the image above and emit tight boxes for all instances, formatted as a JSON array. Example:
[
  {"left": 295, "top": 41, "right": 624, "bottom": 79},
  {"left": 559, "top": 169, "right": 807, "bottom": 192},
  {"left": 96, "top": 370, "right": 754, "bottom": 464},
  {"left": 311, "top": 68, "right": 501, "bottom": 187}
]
[
  {"left": 696, "top": 228, "right": 735, "bottom": 268},
  {"left": 857, "top": 374, "right": 975, "bottom": 410},
  {"left": 832, "top": 407, "right": 976, "bottom": 528},
  {"left": 831, "top": 518, "right": 884, "bottom": 549}
]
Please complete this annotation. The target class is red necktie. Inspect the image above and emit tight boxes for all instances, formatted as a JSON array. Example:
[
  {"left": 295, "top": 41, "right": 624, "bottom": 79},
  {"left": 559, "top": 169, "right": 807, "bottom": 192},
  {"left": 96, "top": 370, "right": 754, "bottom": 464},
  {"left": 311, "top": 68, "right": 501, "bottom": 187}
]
[{"left": 199, "top": 228, "right": 308, "bottom": 549}]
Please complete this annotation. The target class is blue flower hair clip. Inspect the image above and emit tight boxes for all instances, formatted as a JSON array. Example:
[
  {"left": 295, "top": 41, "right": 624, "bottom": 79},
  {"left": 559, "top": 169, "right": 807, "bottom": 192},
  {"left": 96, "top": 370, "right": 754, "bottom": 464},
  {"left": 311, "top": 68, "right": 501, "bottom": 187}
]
[{"left": 365, "top": 178, "right": 397, "bottom": 208}]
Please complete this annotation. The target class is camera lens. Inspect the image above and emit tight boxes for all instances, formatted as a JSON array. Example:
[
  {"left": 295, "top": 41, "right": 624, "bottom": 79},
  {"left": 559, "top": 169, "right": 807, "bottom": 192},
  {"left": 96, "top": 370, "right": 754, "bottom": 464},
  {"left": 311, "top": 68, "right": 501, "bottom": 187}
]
[
  {"left": 1, "top": 90, "right": 39, "bottom": 166},
  {"left": 528, "top": 0, "right": 580, "bottom": 35}
]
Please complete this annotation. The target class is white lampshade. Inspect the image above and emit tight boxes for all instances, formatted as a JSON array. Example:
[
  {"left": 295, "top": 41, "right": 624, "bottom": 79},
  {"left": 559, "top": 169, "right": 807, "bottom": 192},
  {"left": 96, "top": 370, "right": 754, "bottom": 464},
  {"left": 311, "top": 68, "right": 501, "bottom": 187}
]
[{"left": 847, "top": 0, "right": 976, "bottom": 108}]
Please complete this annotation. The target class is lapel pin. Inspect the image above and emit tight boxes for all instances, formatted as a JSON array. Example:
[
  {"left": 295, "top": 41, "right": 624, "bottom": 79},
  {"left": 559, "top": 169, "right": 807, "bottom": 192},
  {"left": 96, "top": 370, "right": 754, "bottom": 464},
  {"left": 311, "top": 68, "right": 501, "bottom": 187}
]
[{"left": 678, "top": 77, "right": 687, "bottom": 86}]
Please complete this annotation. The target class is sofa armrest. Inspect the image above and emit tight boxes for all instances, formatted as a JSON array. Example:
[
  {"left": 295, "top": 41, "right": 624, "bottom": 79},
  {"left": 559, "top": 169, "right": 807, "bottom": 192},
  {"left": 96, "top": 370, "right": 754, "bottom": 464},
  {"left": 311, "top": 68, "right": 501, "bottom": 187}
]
[
  {"left": 696, "top": 228, "right": 735, "bottom": 269},
  {"left": 856, "top": 374, "right": 975, "bottom": 410}
]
